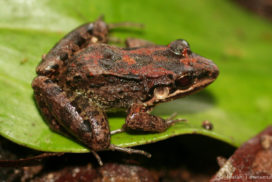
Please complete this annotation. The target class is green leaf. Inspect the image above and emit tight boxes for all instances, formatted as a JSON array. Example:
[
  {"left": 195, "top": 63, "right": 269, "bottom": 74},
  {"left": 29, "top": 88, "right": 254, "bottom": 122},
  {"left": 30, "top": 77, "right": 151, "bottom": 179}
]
[{"left": 0, "top": 0, "right": 272, "bottom": 153}]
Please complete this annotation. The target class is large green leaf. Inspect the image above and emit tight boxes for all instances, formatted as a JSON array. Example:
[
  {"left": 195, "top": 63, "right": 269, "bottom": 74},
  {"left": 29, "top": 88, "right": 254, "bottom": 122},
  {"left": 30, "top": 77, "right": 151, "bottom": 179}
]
[{"left": 0, "top": 0, "right": 271, "bottom": 153}]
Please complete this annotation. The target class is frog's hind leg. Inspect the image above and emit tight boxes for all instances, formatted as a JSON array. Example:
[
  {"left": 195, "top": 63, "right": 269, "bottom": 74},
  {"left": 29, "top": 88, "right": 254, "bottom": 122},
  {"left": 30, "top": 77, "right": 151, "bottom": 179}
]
[
  {"left": 32, "top": 76, "right": 112, "bottom": 165},
  {"left": 36, "top": 19, "right": 110, "bottom": 76},
  {"left": 33, "top": 90, "right": 69, "bottom": 137},
  {"left": 32, "top": 76, "right": 111, "bottom": 150},
  {"left": 32, "top": 76, "right": 152, "bottom": 164}
]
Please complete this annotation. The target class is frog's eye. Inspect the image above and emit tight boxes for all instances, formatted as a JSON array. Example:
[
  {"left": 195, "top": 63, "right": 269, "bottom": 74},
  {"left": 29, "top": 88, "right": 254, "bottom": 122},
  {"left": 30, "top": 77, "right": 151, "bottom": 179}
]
[
  {"left": 176, "top": 75, "right": 195, "bottom": 89},
  {"left": 168, "top": 39, "right": 191, "bottom": 56}
]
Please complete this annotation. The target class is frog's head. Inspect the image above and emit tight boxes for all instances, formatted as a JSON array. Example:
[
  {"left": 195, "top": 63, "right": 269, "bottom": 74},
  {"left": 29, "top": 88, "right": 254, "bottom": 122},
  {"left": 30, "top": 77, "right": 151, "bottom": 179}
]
[{"left": 149, "top": 39, "right": 219, "bottom": 104}]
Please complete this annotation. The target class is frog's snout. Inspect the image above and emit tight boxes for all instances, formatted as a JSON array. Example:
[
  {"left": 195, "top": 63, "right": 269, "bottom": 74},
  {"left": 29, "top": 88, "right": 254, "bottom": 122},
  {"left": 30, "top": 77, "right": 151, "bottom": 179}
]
[
  {"left": 213, "top": 64, "right": 219, "bottom": 79},
  {"left": 194, "top": 54, "right": 219, "bottom": 81},
  {"left": 207, "top": 59, "right": 219, "bottom": 79}
]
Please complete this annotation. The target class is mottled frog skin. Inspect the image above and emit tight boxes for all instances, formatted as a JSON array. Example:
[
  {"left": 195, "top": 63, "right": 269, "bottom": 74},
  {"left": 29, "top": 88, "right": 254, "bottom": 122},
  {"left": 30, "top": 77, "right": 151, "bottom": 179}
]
[{"left": 32, "top": 17, "right": 219, "bottom": 162}]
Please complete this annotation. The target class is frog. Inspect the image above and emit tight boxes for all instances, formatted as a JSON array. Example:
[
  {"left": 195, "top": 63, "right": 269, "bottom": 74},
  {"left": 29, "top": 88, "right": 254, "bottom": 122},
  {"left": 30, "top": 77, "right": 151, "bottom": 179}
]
[{"left": 32, "top": 17, "right": 219, "bottom": 165}]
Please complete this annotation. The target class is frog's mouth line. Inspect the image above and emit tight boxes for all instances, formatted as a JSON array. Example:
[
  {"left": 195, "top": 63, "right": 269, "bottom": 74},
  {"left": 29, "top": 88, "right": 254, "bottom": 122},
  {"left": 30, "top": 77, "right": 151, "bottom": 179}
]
[
  {"left": 145, "top": 77, "right": 216, "bottom": 107},
  {"left": 166, "top": 77, "right": 215, "bottom": 100}
]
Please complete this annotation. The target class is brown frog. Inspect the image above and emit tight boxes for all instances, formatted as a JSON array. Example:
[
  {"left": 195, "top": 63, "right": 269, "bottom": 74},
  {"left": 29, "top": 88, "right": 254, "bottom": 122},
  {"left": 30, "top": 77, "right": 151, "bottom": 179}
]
[{"left": 32, "top": 17, "right": 219, "bottom": 165}]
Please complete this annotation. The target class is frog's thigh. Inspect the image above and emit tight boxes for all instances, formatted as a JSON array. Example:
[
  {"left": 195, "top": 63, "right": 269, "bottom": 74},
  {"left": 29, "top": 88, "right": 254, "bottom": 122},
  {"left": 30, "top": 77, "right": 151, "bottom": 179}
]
[
  {"left": 32, "top": 76, "right": 110, "bottom": 151},
  {"left": 32, "top": 89, "right": 68, "bottom": 136},
  {"left": 125, "top": 105, "right": 169, "bottom": 132}
]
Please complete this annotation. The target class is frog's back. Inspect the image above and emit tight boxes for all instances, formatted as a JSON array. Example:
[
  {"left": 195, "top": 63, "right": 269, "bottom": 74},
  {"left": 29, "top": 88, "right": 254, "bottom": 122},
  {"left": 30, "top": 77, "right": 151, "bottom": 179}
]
[{"left": 65, "top": 43, "right": 185, "bottom": 80}]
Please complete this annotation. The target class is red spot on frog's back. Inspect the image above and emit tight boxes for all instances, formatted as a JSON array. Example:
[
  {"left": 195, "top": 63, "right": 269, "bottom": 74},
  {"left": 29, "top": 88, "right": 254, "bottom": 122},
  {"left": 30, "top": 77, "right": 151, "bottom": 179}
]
[
  {"left": 130, "top": 64, "right": 174, "bottom": 78},
  {"left": 180, "top": 57, "right": 197, "bottom": 65},
  {"left": 82, "top": 51, "right": 103, "bottom": 64},
  {"left": 122, "top": 55, "right": 136, "bottom": 65}
]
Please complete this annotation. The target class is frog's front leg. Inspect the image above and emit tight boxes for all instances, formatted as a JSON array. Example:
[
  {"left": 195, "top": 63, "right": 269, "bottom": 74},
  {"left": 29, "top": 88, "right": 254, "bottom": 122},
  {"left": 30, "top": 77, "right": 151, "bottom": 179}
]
[
  {"left": 32, "top": 76, "right": 111, "bottom": 152},
  {"left": 124, "top": 104, "right": 184, "bottom": 133}
]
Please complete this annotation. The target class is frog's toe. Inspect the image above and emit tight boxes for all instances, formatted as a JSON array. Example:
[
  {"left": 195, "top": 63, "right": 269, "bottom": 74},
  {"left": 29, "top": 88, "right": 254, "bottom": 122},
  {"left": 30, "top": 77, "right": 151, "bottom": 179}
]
[
  {"left": 110, "top": 128, "right": 125, "bottom": 135},
  {"left": 165, "top": 113, "right": 187, "bottom": 126},
  {"left": 109, "top": 144, "right": 151, "bottom": 158}
]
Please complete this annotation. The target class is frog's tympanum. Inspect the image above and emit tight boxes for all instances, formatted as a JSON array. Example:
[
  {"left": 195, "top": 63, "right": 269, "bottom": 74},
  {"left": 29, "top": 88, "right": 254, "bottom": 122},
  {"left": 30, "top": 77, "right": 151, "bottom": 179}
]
[{"left": 32, "top": 17, "right": 219, "bottom": 164}]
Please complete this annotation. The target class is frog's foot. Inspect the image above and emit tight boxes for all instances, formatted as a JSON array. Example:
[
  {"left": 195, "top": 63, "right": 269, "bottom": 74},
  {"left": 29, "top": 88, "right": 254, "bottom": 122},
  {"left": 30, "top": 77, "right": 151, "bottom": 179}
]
[
  {"left": 165, "top": 112, "right": 187, "bottom": 126},
  {"left": 110, "top": 128, "right": 125, "bottom": 135},
  {"left": 108, "top": 22, "right": 144, "bottom": 30},
  {"left": 91, "top": 150, "right": 103, "bottom": 166},
  {"left": 109, "top": 144, "right": 151, "bottom": 158},
  {"left": 91, "top": 144, "right": 151, "bottom": 166}
]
